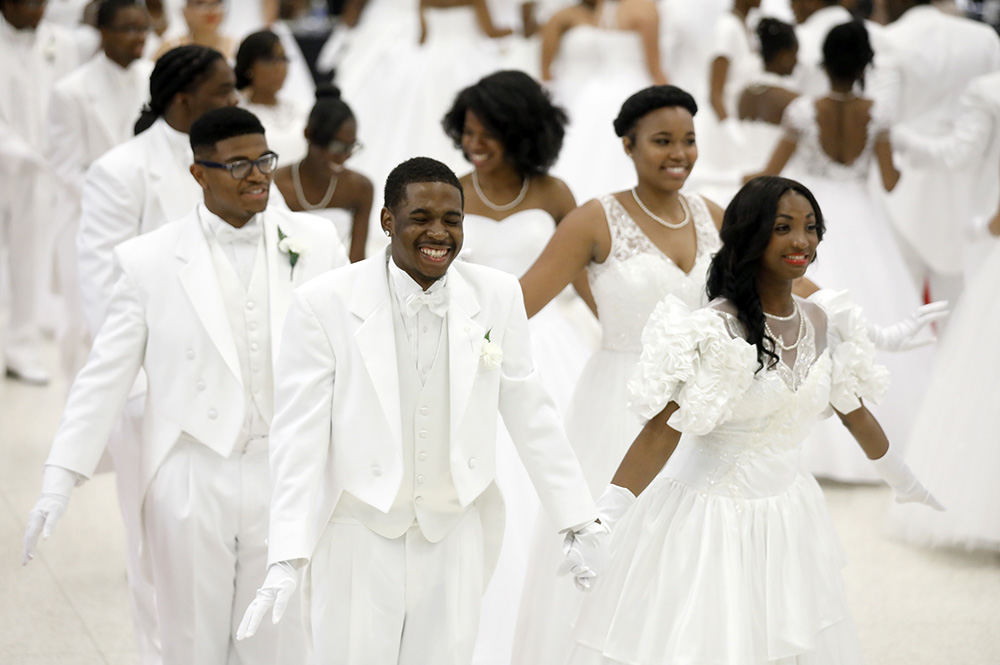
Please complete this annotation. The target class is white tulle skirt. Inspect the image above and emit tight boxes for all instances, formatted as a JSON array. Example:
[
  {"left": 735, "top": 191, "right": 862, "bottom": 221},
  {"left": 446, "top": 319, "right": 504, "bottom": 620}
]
[
  {"left": 887, "top": 240, "right": 1000, "bottom": 551},
  {"left": 798, "top": 176, "right": 933, "bottom": 482},
  {"left": 570, "top": 470, "right": 861, "bottom": 665}
]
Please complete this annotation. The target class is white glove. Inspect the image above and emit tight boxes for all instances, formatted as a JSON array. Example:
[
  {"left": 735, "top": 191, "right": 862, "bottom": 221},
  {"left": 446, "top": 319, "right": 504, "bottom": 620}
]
[
  {"left": 557, "top": 521, "right": 609, "bottom": 591},
  {"left": 595, "top": 484, "right": 636, "bottom": 533},
  {"left": 236, "top": 561, "right": 300, "bottom": 640},
  {"left": 23, "top": 465, "right": 81, "bottom": 565},
  {"left": 868, "top": 301, "right": 949, "bottom": 351},
  {"left": 871, "top": 448, "right": 944, "bottom": 511}
]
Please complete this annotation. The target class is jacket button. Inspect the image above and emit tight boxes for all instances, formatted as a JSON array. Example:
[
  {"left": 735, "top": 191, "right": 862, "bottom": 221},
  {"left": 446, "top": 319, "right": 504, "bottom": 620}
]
[
  {"left": 371, "top": 464, "right": 382, "bottom": 477},
  {"left": 417, "top": 451, "right": 427, "bottom": 461},
  {"left": 467, "top": 457, "right": 477, "bottom": 469},
  {"left": 196, "top": 381, "right": 206, "bottom": 391},
  {"left": 419, "top": 406, "right": 430, "bottom": 416},
  {"left": 414, "top": 495, "right": 424, "bottom": 504},
  {"left": 207, "top": 408, "right": 218, "bottom": 420},
  {"left": 186, "top": 348, "right": 195, "bottom": 359},
  {"left": 416, "top": 474, "right": 425, "bottom": 485},
  {"left": 246, "top": 300, "right": 255, "bottom": 310}
]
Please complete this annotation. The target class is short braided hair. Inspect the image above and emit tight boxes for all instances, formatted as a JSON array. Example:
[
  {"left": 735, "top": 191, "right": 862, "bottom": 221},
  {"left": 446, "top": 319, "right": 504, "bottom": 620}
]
[{"left": 135, "top": 45, "right": 224, "bottom": 135}]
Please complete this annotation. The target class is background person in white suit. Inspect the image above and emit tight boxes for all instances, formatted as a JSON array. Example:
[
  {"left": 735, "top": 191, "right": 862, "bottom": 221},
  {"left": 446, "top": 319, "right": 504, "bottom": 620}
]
[
  {"left": 23, "top": 106, "right": 349, "bottom": 665},
  {"left": 237, "top": 157, "right": 605, "bottom": 665},
  {"left": 875, "top": 0, "right": 1000, "bottom": 306},
  {"left": 71, "top": 43, "right": 238, "bottom": 665},
  {"left": 47, "top": 0, "right": 153, "bottom": 377}
]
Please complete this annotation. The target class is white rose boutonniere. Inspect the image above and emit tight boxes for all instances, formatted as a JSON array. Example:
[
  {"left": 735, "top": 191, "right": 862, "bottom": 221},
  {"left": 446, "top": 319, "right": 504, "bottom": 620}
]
[
  {"left": 277, "top": 226, "right": 306, "bottom": 279},
  {"left": 480, "top": 329, "right": 503, "bottom": 369}
]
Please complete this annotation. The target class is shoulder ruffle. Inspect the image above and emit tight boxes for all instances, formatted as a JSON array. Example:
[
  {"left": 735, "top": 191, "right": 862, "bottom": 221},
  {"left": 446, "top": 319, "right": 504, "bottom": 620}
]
[
  {"left": 807, "top": 289, "right": 890, "bottom": 413},
  {"left": 628, "top": 296, "right": 757, "bottom": 435},
  {"left": 780, "top": 95, "right": 812, "bottom": 135}
]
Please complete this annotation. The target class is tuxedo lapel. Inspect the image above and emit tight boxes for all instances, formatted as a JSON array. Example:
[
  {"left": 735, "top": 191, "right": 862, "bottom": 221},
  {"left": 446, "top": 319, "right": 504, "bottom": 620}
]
[
  {"left": 146, "top": 121, "right": 191, "bottom": 225},
  {"left": 350, "top": 257, "right": 402, "bottom": 447},
  {"left": 86, "top": 59, "right": 119, "bottom": 149},
  {"left": 175, "top": 212, "right": 243, "bottom": 384},
  {"left": 447, "top": 269, "right": 484, "bottom": 437}
]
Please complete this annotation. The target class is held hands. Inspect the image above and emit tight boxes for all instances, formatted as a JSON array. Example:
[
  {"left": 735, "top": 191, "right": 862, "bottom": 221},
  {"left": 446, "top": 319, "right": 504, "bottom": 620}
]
[
  {"left": 595, "top": 484, "right": 636, "bottom": 533},
  {"left": 868, "top": 301, "right": 949, "bottom": 351},
  {"left": 235, "top": 561, "right": 300, "bottom": 641},
  {"left": 23, "top": 466, "right": 81, "bottom": 565},
  {"left": 558, "top": 521, "right": 609, "bottom": 591},
  {"left": 871, "top": 448, "right": 945, "bottom": 511}
]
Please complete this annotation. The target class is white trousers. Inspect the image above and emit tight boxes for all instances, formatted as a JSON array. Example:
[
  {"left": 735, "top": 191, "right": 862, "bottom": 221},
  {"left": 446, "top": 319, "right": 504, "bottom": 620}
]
[
  {"left": 143, "top": 435, "right": 307, "bottom": 665},
  {"left": 0, "top": 176, "right": 42, "bottom": 359},
  {"left": 310, "top": 509, "right": 484, "bottom": 665}
]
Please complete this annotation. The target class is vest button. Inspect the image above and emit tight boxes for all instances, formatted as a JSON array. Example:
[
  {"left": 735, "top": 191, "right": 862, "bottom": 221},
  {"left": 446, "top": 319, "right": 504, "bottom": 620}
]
[
  {"left": 417, "top": 451, "right": 427, "bottom": 461},
  {"left": 371, "top": 464, "right": 382, "bottom": 477},
  {"left": 185, "top": 348, "right": 195, "bottom": 359},
  {"left": 207, "top": 408, "right": 218, "bottom": 420},
  {"left": 414, "top": 495, "right": 424, "bottom": 504},
  {"left": 418, "top": 430, "right": 428, "bottom": 439},
  {"left": 467, "top": 457, "right": 477, "bottom": 469},
  {"left": 250, "top": 342, "right": 259, "bottom": 352},
  {"left": 416, "top": 474, "right": 425, "bottom": 485},
  {"left": 419, "top": 406, "right": 430, "bottom": 416},
  {"left": 246, "top": 300, "right": 255, "bottom": 310},
  {"left": 196, "top": 380, "right": 206, "bottom": 391},
  {"left": 248, "top": 321, "right": 258, "bottom": 331}
]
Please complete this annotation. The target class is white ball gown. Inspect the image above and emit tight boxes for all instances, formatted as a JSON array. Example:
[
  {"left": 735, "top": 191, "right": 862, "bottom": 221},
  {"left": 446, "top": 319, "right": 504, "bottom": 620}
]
[
  {"left": 240, "top": 96, "right": 310, "bottom": 165},
  {"left": 462, "top": 208, "right": 599, "bottom": 665},
  {"left": 549, "top": 24, "right": 655, "bottom": 203},
  {"left": 887, "top": 235, "right": 1000, "bottom": 551},
  {"left": 512, "top": 192, "right": 721, "bottom": 665},
  {"left": 305, "top": 206, "right": 355, "bottom": 257},
  {"left": 781, "top": 95, "right": 933, "bottom": 482},
  {"left": 569, "top": 293, "right": 889, "bottom": 665}
]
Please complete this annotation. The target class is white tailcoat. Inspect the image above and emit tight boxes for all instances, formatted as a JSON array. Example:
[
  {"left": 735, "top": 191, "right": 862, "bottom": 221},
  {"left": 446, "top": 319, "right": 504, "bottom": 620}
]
[
  {"left": 266, "top": 255, "right": 597, "bottom": 577},
  {"left": 876, "top": 5, "right": 1000, "bottom": 274},
  {"left": 46, "top": 207, "right": 347, "bottom": 554}
]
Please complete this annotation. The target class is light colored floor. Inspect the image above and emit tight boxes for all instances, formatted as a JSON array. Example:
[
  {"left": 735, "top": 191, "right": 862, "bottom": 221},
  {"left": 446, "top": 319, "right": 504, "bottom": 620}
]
[{"left": 1, "top": 349, "right": 998, "bottom": 665}]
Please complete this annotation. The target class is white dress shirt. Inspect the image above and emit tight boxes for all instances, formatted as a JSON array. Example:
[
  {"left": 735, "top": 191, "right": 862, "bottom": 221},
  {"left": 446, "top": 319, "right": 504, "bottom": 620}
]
[
  {"left": 199, "top": 206, "right": 264, "bottom": 290},
  {"left": 387, "top": 255, "right": 448, "bottom": 383}
]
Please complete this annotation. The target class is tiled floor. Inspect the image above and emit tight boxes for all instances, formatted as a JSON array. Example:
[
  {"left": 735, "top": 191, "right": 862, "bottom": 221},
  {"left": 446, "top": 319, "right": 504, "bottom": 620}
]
[{"left": 1, "top": 349, "right": 998, "bottom": 664}]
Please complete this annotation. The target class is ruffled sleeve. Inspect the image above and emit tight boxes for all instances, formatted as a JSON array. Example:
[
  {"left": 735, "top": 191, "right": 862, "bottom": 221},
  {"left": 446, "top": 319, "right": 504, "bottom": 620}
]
[
  {"left": 779, "top": 95, "right": 812, "bottom": 137},
  {"left": 628, "top": 295, "right": 758, "bottom": 435},
  {"left": 807, "top": 289, "right": 890, "bottom": 414}
]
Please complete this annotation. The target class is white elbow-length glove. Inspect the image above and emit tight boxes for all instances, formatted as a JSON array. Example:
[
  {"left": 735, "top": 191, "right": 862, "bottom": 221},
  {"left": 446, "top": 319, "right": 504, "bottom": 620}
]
[
  {"left": 871, "top": 448, "right": 944, "bottom": 511},
  {"left": 236, "top": 561, "right": 300, "bottom": 640},
  {"left": 23, "top": 465, "right": 82, "bottom": 565},
  {"left": 868, "top": 301, "right": 949, "bottom": 351},
  {"left": 595, "top": 484, "right": 636, "bottom": 533},
  {"left": 558, "top": 520, "right": 610, "bottom": 591}
]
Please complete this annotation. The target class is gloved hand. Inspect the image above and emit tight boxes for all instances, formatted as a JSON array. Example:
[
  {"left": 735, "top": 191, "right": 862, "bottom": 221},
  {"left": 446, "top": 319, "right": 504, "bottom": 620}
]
[
  {"left": 871, "top": 448, "right": 945, "bottom": 511},
  {"left": 868, "top": 301, "right": 949, "bottom": 351},
  {"left": 595, "top": 484, "right": 636, "bottom": 533},
  {"left": 236, "top": 561, "right": 300, "bottom": 640},
  {"left": 557, "top": 520, "right": 609, "bottom": 591},
  {"left": 23, "top": 465, "right": 81, "bottom": 565}
]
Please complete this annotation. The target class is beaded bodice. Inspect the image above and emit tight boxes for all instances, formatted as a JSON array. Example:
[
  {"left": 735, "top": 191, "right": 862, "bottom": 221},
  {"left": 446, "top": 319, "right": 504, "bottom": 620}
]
[{"left": 588, "top": 193, "right": 720, "bottom": 352}]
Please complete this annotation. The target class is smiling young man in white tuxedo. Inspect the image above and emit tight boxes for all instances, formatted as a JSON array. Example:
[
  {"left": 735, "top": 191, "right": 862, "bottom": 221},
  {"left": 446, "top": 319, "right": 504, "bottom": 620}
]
[
  {"left": 23, "top": 107, "right": 348, "bottom": 665},
  {"left": 237, "top": 157, "right": 604, "bottom": 665}
]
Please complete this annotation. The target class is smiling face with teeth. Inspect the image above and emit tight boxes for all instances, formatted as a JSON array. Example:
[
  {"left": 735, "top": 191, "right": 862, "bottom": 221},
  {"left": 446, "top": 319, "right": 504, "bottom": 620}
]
[
  {"left": 625, "top": 106, "right": 698, "bottom": 194},
  {"left": 382, "top": 181, "right": 464, "bottom": 290},
  {"left": 191, "top": 133, "right": 273, "bottom": 228},
  {"left": 760, "top": 190, "right": 820, "bottom": 283}
]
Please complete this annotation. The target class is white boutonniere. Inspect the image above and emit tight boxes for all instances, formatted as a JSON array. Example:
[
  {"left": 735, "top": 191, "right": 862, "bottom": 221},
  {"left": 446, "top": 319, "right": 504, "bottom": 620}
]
[
  {"left": 480, "top": 329, "right": 503, "bottom": 369},
  {"left": 277, "top": 226, "right": 306, "bottom": 279}
]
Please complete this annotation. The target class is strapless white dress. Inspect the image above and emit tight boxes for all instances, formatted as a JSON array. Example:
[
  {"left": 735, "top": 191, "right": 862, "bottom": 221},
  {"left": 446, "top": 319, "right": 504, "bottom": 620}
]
[
  {"left": 512, "top": 192, "right": 721, "bottom": 665},
  {"left": 462, "top": 208, "right": 599, "bottom": 665},
  {"left": 305, "top": 206, "right": 355, "bottom": 257}
]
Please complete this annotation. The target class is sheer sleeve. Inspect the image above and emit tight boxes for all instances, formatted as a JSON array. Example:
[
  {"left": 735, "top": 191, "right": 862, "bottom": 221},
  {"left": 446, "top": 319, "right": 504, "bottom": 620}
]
[
  {"left": 779, "top": 95, "right": 812, "bottom": 138},
  {"left": 628, "top": 295, "right": 758, "bottom": 435},
  {"left": 808, "top": 289, "right": 890, "bottom": 414}
]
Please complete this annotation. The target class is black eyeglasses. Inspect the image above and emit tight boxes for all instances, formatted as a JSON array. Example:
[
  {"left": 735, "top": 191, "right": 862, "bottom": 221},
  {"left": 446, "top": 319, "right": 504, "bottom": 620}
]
[{"left": 196, "top": 152, "right": 279, "bottom": 179}]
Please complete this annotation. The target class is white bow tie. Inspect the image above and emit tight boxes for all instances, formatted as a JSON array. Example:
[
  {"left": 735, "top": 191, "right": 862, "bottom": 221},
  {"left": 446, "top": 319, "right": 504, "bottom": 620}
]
[
  {"left": 216, "top": 223, "right": 260, "bottom": 247},
  {"left": 404, "top": 289, "right": 448, "bottom": 318}
]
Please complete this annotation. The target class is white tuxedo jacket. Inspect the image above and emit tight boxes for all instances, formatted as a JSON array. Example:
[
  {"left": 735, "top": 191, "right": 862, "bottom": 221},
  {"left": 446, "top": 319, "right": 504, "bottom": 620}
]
[
  {"left": 266, "top": 255, "right": 597, "bottom": 567},
  {"left": 46, "top": 206, "right": 348, "bottom": 506}
]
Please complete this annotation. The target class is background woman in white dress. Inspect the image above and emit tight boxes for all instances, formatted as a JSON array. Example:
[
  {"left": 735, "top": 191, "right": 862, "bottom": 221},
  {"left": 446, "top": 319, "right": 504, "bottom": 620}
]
[
  {"left": 568, "top": 175, "right": 942, "bottom": 665},
  {"left": 441, "top": 68, "right": 600, "bottom": 665},
  {"left": 512, "top": 85, "right": 726, "bottom": 665},
  {"left": 273, "top": 86, "right": 372, "bottom": 262},
  {"left": 750, "top": 21, "right": 931, "bottom": 482},
  {"left": 235, "top": 30, "right": 310, "bottom": 165}
]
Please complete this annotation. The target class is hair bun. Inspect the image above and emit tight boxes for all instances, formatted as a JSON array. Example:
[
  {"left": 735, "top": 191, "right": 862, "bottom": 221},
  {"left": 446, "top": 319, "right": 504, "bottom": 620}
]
[{"left": 315, "top": 84, "right": 342, "bottom": 101}]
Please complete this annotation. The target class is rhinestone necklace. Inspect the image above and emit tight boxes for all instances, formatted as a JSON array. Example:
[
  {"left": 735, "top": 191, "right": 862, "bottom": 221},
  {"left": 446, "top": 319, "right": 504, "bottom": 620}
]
[
  {"left": 473, "top": 171, "right": 529, "bottom": 211},
  {"left": 292, "top": 161, "right": 338, "bottom": 210},
  {"left": 763, "top": 300, "right": 805, "bottom": 351},
  {"left": 631, "top": 188, "right": 690, "bottom": 229}
]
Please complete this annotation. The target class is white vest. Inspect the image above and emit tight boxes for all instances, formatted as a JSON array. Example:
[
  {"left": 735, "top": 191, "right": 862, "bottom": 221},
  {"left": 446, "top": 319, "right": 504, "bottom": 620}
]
[
  {"left": 332, "top": 296, "right": 465, "bottom": 541},
  {"left": 208, "top": 235, "right": 274, "bottom": 444}
]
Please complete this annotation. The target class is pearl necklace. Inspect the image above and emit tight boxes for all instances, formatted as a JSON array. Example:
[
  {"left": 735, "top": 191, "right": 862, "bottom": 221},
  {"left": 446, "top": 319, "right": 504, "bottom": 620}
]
[
  {"left": 292, "top": 161, "right": 338, "bottom": 210},
  {"left": 473, "top": 171, "right": 529, "bottom": 212},
  {"left": 763, "top": 301, "right": 805, "bottom": 351},
  {"left": 764, "top": 305, "right": 797, "bottom": 321},
  {"left": 631, "top": 188, "right": 690, "bottom": 230},
  {"left": 827, "top": 90, "right": 856, "bottom": 102}
]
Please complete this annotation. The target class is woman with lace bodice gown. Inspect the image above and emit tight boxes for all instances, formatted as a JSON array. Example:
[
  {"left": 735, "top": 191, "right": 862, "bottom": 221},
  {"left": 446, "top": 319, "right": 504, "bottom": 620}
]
[
  {"left": 440, "top": 71, "right": 600, "bottom": 665},
  {"left": 751, "top": 22, "right": 930, "bottom": 482},
  {"left": 568, "top": 176, "right": 942, "bottom": 665},
  {"left": 512, "top": 86, "right": 727, "bottom": 665}
]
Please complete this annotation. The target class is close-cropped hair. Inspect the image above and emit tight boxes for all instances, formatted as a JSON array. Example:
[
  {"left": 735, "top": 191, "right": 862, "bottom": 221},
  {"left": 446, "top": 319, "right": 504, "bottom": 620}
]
[
  {"left": 706, "top": 176, "right": 825, "bottom": 372},
  {"left": 189, "top": 106, "right": 266, "bottom": 157},
  {"left": 384, "top": 157, "right": 463, "bottom": 212},
  {"left": 234, "top": 30, "right": 281, "bottom": 90},
  {"left": 96, "top": 0, "right": 141, "bottom": 29},
  {"left": 822, "top": 21, "right": 874, "bottom": 83},
  {"left": 613, "top": 85, "right": 698, "bottom": 139},
  {"left": 135, "top": 44, "right": 224, "bottom": 134},
  {"left": 757, "top": 18, "right": 797, "bottom": 65},
  {"left": 441, "top": 70, "right": 568, "bottom": 178},
  {"left": 306, "top": 84, "right": 355, "bottom": 146}
]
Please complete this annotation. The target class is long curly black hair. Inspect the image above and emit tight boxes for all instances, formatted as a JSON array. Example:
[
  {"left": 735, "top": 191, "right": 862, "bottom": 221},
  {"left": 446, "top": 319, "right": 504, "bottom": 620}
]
[
  {"left": 441, "top": 70, "right": 568, "bottom": 178},
  {"left": 706, "top": 176, "right": 825, "bottom": 372}
]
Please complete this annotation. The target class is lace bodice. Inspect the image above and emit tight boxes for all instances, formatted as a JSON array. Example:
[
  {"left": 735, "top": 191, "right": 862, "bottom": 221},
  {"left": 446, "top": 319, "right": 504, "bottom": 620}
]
[
  {"left": 588, "top": 193, "right": 720, "bottom": 352},
  {"left": 783, "top": 95, "right": 890, "bottom": 181},
  {"left": 461, "top": 210, "right": 555, "bottom": 276}
]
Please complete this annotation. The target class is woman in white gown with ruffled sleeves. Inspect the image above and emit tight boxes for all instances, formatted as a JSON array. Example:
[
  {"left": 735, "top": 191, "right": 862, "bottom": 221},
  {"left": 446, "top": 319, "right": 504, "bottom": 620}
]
[{"left": 570, "top": 176, "right": 942, "bottom": 665}]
